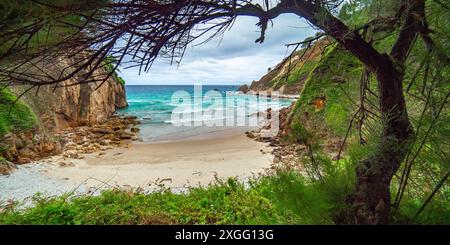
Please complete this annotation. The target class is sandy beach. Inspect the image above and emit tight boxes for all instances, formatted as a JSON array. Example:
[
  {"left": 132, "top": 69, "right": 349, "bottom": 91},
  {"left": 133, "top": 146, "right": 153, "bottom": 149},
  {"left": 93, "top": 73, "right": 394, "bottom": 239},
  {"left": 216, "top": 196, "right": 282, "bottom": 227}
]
[
  {"left": 0, "top": 130, "right": 274, "bottom": 202},
  {"left": 50, "top": 132, "right": 273, "bottom": 188}
]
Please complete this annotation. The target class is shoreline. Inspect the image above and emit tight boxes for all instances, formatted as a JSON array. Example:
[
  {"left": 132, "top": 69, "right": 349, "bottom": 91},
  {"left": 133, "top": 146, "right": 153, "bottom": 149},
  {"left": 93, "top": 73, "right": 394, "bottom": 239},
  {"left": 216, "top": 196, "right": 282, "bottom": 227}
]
[
  {"left": 242, "top": 90, "right": 300, "bottom": 100},
  {"left": 0, "top": 98, "right": 295, "bottom": 204},
  {"left": 0, "top": 128, "right": 274, "bottom": 204},
  {"left": 138, "top": 124, "right": 261, "bottom": 144}
]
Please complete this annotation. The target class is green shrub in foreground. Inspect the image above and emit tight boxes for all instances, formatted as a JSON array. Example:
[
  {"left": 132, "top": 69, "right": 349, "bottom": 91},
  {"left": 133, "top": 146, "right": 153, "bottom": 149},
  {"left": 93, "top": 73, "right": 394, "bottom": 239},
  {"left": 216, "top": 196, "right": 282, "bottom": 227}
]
[
  {"left": 1, "top": 170, "right": 446, "bottom": 224},
  {"left": 0, "top": 171, "right": 337, "bottom": 225}
]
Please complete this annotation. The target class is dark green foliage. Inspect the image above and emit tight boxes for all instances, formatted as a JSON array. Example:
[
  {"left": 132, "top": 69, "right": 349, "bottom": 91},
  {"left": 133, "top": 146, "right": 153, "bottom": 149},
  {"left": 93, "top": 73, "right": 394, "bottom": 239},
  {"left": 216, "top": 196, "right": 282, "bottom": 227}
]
[
  {"left": 104, "top": 56, "right": 126, "bottom": 85},
  {"left": 0, "top": 0, "right": 108, "bottom": 61},
  {"left": 338, "top": 0, "right": 400, "bottom": 27},
  {"left": 391, "top": 196, "right": 450, "bottom": 225},
  {"left": 267, "top": 45, "right": 322, "bottom": 90},
  {"left": 0, "top": 87, "right": 37, "bottom": 136},
  {"left": 289, "top": 120, "right": 312, "bottom": 144},
  {"left": 387, "top": 0, "right": 450, "bottom": 224},
  {"left": 0, "top": 171, "right": 338, "bottom": 224}
]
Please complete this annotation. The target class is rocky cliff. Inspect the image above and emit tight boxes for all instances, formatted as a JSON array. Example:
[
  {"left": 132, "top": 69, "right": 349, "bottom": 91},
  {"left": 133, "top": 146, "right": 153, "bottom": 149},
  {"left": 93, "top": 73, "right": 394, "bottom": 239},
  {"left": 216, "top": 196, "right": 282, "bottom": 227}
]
[
  {"left": 247, "top": 40, "right": 363, "bottom": 168},
  {"left": 11, "top": 69, "right": 128, "bottom": 132},
  {"left": 0, "top": 61, "right": 128, "bottom": 170},
  {"left": 243, "top": 38, "right": 331, "bottom": 95}
]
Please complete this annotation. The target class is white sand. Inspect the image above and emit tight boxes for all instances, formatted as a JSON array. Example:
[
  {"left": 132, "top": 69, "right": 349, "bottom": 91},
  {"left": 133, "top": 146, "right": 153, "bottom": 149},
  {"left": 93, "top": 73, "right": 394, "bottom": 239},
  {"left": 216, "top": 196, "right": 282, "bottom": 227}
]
[
  {"left": 0, "top": 132, "right": 273, "bottom": 203},
  {"left": 49, "top": 133, "right": 273, "bottom": 188}
]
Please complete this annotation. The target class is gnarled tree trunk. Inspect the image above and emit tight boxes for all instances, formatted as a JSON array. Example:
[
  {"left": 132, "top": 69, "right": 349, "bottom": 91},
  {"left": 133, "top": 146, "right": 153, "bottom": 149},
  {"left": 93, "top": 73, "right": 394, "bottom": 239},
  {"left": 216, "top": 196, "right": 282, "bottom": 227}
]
[
  {"left": 347, "top": 0, "right": 424, "bottom": 224},
  {"left": 350, "top": 55, "right": 413, "bottom": 224}
]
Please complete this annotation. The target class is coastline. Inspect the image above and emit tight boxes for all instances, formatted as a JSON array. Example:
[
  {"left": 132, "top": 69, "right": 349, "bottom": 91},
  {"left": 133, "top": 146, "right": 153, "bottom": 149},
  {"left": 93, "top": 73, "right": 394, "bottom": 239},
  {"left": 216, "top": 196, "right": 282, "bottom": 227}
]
[
  {"left": 0, "top": 128, "right": 274, "bottom": 204},
  {"left": 0, "top": 89, "right": 296, "bottom": 204}
]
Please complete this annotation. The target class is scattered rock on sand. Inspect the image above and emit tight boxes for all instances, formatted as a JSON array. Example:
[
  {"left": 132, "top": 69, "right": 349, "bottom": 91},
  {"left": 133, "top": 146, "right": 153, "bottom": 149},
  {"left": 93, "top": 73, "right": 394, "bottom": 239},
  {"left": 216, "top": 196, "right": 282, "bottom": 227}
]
[
  {"left": 130, "top": 127, "right": 140, "bottom": 133},
  {"left": 245, "top": 131, "right": 256, "bottom": 139},
  {"left": 63, "top": 150, "right": 79, "bottom": 159},
  {"left": 91, "top": 127, "right": 114, "bottom": 134},
  {"left": 118, "top": 131, "right": 134, "bottom": 139},
  {"left": 58, "top": 161, "right": 75, "bottom": 167},
  {"left": 15, "top": 115, "right": 142, "bottom": 165},
  {"left": 0, "top": 158, "right": 17, "bottom": 175}
]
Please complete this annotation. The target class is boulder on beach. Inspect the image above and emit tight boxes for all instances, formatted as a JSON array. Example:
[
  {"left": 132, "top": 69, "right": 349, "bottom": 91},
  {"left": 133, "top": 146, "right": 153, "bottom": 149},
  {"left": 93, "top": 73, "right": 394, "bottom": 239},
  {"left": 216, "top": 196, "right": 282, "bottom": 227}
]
[
  {"left": 130, "top": 127, "right": 140, "bottom": 133},
  {"left": 0, "top": 158, "right": 17, "bottom": 175},
  {"left": 91, "top": 127, "right": 114, "bottom": 134}
]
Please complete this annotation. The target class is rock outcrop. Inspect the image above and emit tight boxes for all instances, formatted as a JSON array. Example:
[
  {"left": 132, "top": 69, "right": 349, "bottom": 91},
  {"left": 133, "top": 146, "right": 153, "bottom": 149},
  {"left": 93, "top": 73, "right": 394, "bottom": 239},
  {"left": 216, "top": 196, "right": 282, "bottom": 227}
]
[
  {"left": 247, "top": 38, "right": 331, "bottom": 96},
  {"left": 1, "top": 59, "right": 128, "bottom": 165},
  {"left": 237, "top": 84, "right": 249, "bottom": 93},
  {"left": 0, "top": 130, "right": 63, "bottom": 165},
  {"left": 11, "top": 77, "right": 127, "bottom": 131},
  {"left": 246, "top": 40, "right": 361, "bottom": 170},
  {"left": 0, "top": 115, "right": 140, "bottom": 166}
]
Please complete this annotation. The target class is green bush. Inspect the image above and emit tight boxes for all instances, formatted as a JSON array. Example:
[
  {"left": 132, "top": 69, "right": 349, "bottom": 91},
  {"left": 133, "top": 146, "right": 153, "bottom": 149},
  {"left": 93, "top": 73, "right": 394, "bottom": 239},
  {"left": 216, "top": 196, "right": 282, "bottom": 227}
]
[
  {"left": 104, "top": 56, "right": 126, "bottom": 85},
  {"left": 0, "top": 171, "right": 339, "bottom": 225}
]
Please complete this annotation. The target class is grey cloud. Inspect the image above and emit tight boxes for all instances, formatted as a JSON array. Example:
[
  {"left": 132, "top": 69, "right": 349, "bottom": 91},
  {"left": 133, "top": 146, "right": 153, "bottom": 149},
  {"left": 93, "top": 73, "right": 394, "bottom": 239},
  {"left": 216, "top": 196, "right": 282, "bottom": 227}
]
[{"left": 120, "top": 13, "right": 316, "bottom": 85}]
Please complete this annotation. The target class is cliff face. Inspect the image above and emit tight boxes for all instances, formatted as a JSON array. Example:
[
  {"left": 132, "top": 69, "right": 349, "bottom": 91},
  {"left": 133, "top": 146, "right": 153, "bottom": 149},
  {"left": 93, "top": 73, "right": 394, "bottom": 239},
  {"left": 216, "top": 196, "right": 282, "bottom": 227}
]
[
  {"left": 12, "top": 80, "right": 127, "bottom": 131},
  {"left": 245, "top": 38, "right": 331, "bottom": 95},
  {"left": 245, "top": 42, "right": 362, "bottom": 171},
  {"left": 11, "top": 67, "right": 127, "bottom": 132},
  {"left": 1, "top": 62, "right": 128, "bottom": 168}
]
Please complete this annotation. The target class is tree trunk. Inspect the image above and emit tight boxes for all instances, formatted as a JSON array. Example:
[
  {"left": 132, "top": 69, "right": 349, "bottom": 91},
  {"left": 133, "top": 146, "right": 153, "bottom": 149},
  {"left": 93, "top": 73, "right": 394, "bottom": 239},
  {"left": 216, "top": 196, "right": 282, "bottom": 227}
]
[
  {"left": 289, "top": 0, "right": 421, "bottom": 224},
  {"left": 348, "top": 55, "right": 413, "bottom": 224}
]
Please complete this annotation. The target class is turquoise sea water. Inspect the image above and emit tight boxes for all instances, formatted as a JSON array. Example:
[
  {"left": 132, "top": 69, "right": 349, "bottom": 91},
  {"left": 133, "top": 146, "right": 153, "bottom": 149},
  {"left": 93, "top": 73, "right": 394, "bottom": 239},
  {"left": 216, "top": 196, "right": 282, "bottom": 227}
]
[{"left": 118, "top": 85, "right": 294, "bottom": 142}]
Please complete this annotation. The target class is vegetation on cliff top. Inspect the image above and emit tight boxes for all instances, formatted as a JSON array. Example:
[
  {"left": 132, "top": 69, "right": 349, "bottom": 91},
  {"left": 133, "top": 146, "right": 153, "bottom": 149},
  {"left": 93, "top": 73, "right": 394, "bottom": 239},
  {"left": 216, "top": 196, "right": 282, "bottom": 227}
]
[
  {"left": 0, "top": 0, "right": 94, "bottom": 61},
  {"left": 0, "top": 0, "right": 125, "bottom": 86},
  {"left": 0, "top": 1, "right": 126, "bottom": 138},
  {"left": 104, "top": 56, "right": 126, "bottom": 85},
  {"left": 249, "top": 38, "right": 327, "bottom": 94}
]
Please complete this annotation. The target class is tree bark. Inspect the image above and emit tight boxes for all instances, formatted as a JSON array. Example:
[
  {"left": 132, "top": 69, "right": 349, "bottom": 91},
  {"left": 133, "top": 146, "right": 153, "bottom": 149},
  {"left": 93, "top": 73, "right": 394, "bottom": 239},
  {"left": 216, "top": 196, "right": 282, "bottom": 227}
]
[{"left": 349, "top": 56, "right": 413, "bottom": 224}]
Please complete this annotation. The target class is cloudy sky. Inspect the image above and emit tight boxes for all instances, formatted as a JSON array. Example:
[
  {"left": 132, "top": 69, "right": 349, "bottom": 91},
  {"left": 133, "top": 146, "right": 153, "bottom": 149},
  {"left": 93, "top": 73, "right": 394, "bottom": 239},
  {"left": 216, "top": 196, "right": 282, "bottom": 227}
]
[{"left": 119, "top": 13, "right": 316, "bottom": 85}]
